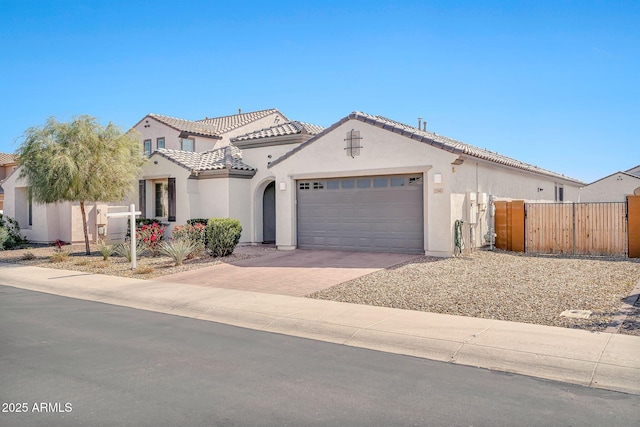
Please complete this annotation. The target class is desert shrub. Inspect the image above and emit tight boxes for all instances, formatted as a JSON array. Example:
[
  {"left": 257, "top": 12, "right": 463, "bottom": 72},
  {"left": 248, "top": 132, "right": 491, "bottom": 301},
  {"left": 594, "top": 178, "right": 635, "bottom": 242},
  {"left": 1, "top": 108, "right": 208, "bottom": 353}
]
[
  {"left": 0, "top": 213, "right": 27, "bottom": 249},
  {"left": 21, "top": 251, "right": 36, "bottom": 260},
  {"left": 187, "top": 218, "right": 209, "bottom": 226},
  {"left": 134, "top": 265, "right": 154, "bottom": 275},
  {"left": 159, "top": 240, "right": 195, "bottom": 266},
  {"left": 50, "top": 250, "right": 70, "bottom": 263},
  {"left": 137, "top": 222, "right": 165, "bottom": 256},
  {"left": 74, "top": 259, "right": 90, "bottom": 266},
  {"left": 126, "top": 218, "right": 158, "bottom": 238},
  {"left": 0, "top": 227, "right": 8, "bottom": 250},
  {"left": 172, "top": 223, "right": 206, "bottom": 257},
  {"left": 97, "top": 240, "right": 114, "bottom": 261},
  {"left": 114, "top": 241, "right": 145, "bottom": 262},
  {"left": 206, "top": 218, "right": 242, "bottom": 257}
]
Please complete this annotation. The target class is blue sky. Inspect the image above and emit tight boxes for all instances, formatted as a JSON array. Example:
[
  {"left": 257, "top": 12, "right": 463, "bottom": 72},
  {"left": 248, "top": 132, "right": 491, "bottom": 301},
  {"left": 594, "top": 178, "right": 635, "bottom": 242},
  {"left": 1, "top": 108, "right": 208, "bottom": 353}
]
[{"left": 1, "top": 0, "right": 638, "bottom": 183}]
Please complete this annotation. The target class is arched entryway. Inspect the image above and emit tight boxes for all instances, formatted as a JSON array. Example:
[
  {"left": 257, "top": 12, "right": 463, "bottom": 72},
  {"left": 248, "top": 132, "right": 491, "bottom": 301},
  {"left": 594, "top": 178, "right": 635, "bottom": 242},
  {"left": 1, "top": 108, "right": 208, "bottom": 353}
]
[{"left": 262, "top": 181, "right": 276, "bottom": 243}]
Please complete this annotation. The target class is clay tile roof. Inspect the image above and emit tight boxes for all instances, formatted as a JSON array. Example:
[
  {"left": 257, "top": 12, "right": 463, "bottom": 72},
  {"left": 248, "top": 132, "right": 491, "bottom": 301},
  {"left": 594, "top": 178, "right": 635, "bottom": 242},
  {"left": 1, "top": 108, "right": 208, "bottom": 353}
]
[
  {"left": 196, "top": 108, "right": 288, "bottom": 134},
  {"left": 349, "top": 111, "right": 584, "bottom": 184},
  {"left": 156, "top": 146, "right": 255, "bottom": 172},
  {"left": 269, "top": 111, "right": 584, "bottom": 184},
  {"left": 148, "top": 114, "right": 221, "bottom": 138},
  {"left": 0, "top": 153, "right": 17, "bottom": 165},
  {"left": 231, "top": 121, "right": 324, "bottom": 142}
]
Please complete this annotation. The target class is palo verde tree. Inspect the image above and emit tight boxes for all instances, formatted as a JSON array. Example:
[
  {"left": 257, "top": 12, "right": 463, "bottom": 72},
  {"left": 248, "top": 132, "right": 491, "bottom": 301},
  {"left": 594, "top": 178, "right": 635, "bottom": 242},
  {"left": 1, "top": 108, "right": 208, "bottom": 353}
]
[{"left": 17, "top": 115, "right": 144, "bottom": 254}]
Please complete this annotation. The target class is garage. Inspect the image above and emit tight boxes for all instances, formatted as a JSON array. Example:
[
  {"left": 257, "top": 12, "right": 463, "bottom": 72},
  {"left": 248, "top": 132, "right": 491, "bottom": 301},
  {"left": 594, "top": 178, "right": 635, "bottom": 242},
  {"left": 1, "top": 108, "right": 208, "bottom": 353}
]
[{"left": 296, "top": 174, "right": 424, "bottom": 254}]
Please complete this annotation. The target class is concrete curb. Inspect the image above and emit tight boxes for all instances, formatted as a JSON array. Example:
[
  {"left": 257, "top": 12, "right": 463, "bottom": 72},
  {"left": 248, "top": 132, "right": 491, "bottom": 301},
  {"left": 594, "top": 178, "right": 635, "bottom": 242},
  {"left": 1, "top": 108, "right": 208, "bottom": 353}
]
[{"left": 2, "top": 264, "right": 639, "bottom": 395}]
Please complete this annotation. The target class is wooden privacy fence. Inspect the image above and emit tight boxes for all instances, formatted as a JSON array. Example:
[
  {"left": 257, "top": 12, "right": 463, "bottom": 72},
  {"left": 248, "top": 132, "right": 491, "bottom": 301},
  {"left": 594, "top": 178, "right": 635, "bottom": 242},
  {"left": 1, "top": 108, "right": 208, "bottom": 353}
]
[{"left": 495, "top": 196, "right": 640, "bottom": 257}]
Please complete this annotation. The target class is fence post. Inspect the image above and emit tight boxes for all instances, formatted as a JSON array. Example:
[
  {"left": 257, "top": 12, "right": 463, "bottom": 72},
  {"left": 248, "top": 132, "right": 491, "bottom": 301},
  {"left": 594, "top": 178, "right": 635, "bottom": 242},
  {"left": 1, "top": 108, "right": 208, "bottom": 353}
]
[
  {"left": 628, "top": 196, "right": 640, "bottom": 258},
  {"left": 511, "top": 200, "right": 525, "bottom": 252}
]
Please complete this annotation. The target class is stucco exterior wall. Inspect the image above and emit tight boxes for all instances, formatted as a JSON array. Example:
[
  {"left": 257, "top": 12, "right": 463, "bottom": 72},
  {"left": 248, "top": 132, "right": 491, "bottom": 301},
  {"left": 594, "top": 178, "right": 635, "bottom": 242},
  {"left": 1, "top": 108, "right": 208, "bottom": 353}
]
[
  {"left": 133, "top": 118, "right": 218, "bottom": 154},
  {"left": 448, "top": 159, "right": 583, "bottom": 249},
  {"left": 241, "top": 143, "right": 304, "bottom": 244},
  {"left": 269, "top": 119, "right": 459, "bottom": 256},
  {"left": 581, "top": 173, "right": 640, "bottom": 202}
]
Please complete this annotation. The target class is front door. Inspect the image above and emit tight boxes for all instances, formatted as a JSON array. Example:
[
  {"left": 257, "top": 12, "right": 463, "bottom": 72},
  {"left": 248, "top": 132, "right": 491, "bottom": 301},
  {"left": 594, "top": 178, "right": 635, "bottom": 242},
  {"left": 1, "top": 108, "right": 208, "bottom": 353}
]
[{"left": 263, "top": 181, "right": 276, "bottom": 243}]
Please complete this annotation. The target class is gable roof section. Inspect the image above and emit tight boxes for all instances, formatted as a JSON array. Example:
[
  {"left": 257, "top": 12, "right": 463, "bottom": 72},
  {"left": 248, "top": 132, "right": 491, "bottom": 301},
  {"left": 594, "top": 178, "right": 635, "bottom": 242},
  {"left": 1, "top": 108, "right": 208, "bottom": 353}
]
[
  {"left": 231, "top": 121, "right": 324, "bottom": 142},
  {"left": 197, "top": 108, "right": 288, "bottom": 134},
  {"left": 0, "top": 152, "right": 17, "bottom": 165},
  {"left": 146, "top": 114, "right": 222, "bottom": 138},
  {"left": 136, "top": 109, "right": 287, "bottom": 139},
  {"left": 586, "top": 171, "right": 640, "bottom": 186},
  {"left": 269, "top": 111, "right": 584, "bottom": 184},
  {"left": 625, "top": 164, "right": 640, "bottom": 177},
  {"left": 154, "top": 146, "right": 255, "bottom": 172}
]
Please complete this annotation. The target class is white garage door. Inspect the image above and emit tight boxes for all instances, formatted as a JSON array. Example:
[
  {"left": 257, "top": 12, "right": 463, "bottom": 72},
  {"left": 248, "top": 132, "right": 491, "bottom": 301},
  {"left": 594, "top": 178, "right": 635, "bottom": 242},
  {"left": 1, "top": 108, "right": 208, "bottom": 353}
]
[{"left": 296, "top": 174, "right": 424, "bottom": 254}]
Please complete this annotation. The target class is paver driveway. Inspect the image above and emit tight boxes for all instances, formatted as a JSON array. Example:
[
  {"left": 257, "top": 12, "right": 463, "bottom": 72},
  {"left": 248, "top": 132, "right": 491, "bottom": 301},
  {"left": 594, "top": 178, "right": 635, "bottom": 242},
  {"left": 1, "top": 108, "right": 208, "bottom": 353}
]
[{"left": 157, "top": 248, "right": 419, "bottom": 297}]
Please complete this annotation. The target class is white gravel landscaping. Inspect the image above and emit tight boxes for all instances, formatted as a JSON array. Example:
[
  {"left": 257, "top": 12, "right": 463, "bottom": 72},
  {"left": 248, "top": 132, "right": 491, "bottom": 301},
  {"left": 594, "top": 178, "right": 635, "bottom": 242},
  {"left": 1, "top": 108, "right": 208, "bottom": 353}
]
[{"left": 308, "top": 249, "right": 640, "bottom": 334}]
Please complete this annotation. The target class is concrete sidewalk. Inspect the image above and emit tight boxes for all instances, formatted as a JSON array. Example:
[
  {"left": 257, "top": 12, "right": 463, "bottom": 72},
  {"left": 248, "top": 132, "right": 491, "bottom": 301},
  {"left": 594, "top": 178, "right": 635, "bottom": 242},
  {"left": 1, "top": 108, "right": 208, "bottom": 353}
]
[{"left": 1, "top": 263, "right": 639, "bottom": 395}]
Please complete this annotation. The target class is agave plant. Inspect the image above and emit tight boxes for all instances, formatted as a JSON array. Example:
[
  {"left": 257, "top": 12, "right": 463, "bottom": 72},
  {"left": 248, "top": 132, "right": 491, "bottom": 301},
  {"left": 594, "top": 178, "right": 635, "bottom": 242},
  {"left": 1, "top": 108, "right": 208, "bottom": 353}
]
[
  {"left": 114, "top": 241, "right": 146, "bottom": 262},
  {"left": 159, "top": 239, "right": 195, "bottom": 266},
  {"left": 96, "top": 240, "right": 114, "bottom": 261}
]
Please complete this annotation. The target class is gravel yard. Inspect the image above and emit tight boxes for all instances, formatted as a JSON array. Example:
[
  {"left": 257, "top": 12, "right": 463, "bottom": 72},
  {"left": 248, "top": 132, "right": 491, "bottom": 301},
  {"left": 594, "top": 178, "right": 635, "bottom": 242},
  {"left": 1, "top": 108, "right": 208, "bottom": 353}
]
[
  {"left": 308, "top": 249, "right": 640, "bottom": 334},
  {"left": 0, "top": 244, "right": 259, "bottom": 279},
  {"left": 2, "top": 244, "right": 639, "bottom": 335}
]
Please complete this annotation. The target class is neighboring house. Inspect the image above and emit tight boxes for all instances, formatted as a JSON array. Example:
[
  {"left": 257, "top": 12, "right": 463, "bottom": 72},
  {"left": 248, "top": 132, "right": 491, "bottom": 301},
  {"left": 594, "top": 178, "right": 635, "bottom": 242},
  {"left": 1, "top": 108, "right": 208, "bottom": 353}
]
[
  {"left": 133, "top": 110, "right": 583, "bottom": 256},
  {"left": 0, "top": 153, "right": 18, "bottom": 212},
  {"left": 581, "top": 165, "right": 640, "bottom": 202}
]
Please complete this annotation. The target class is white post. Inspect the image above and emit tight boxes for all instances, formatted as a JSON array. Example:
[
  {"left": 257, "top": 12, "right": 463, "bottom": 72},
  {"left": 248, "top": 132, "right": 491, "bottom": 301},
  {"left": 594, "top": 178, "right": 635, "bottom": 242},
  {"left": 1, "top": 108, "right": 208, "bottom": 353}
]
[
  {"left": 106, "top": 205, "right": 142, "bottom": 270},
  {"left": 130, "top": 204, "right": 137, "bottom": 269}
]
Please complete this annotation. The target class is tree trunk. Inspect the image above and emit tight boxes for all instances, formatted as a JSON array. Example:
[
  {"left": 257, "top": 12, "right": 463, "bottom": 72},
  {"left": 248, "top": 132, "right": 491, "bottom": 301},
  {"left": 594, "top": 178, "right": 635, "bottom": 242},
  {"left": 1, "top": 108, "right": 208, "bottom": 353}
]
[{"left": 80, "top": 201, "right": 91, "bottom": 255}]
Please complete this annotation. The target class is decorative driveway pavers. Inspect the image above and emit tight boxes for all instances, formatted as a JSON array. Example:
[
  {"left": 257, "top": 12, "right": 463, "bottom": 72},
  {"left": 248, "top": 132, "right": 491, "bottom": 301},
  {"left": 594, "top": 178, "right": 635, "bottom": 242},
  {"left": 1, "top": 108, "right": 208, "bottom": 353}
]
[{"left": 156, "top": 248, "right": 419, "bottom": 296}]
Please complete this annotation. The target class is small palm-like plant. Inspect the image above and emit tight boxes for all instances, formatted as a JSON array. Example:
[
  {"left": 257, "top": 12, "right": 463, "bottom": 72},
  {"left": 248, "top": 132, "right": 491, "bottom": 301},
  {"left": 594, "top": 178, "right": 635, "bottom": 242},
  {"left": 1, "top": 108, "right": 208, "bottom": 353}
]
[
  {"left": 97, "top": 240, "right": 114, "bottom": 261},
  {"left": 159, "top": 239, "right": 195, "bottom": 266}
]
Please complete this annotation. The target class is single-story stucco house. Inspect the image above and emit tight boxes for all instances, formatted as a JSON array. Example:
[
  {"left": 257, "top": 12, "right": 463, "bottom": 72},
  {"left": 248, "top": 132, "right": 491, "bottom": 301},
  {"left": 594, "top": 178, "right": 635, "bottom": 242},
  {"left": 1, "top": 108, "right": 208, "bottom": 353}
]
[
  {"left": 130, "top": 109, "right": 584, "bottom": 256},
  {"left": 3, "top": 108, "right": 585, "bottom": 255},
  {"left": 580, "top": 165, "right": 640, "bottom": 202}
]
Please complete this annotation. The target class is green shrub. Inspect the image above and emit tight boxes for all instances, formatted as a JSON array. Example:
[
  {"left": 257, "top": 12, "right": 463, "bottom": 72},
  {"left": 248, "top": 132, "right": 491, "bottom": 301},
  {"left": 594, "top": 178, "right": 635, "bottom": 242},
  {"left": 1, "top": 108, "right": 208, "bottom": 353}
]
[
  {"left": 160, "top": 240, "right": 195, "bottom": 266},
  {"left": 187, "top": 218, "right": 209, "bottom": 226},
  {"left": 0, "top": 213, "right": 27, "bottom": 249},
  {"left": 137, "top": 222, "right": 165, "bottom": 257},
  {"left": 126, "top": 218, "right": 159, "bottom": 238},
  {"left": 0, "top": 227, "right": 8, "bottom": 250},
  {"left": 172, "top": 223, "right": 206, "bottom": 257},
  {"left": 206, "top": 218, "right": 242, "bottom": 257}
]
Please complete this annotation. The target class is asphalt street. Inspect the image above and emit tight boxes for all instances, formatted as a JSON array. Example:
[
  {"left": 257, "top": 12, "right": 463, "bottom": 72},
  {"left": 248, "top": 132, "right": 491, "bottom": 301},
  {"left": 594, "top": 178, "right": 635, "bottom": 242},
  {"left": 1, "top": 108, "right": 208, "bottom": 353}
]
[{"left": 1, "top": 284, "right": 639, "bottom": 427}]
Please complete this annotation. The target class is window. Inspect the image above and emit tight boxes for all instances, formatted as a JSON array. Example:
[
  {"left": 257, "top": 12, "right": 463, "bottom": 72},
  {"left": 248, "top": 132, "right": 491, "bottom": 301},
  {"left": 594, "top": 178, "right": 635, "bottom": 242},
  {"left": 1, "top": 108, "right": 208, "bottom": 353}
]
[
  {"left": 327, "top": 180, "right": 339, "bottom": 189},
  {"left": 555, "top": 184, "right": 564, "bottom": 202},
  {"left": 299, "top": 182, "right": 310, "bottom": 190},
  {"left": 157, "top": 137, "right": 165, "bottom": 150},
  {"left": 155, "top": 182, "right": 168, "bottom": 217},
  {"left": 313, "top": 182, "right": 324, "bottom": 190},
  {"left": 341, "top": 179, "right": 355, "bottom": 189},
  {"left": 409, "top": 176, "right": 423, "bottom": 186},
  {"left": 181, "top": 138, "right": 194, "bottom": 152},
  {"left": 357, "top": 179, "right": 371, "bottom": 188},
  {"left": 373, "top": 178, "right": 388, "bottom": 187},
  {"left": 144, "top": 139, "right": 151, "bottom": 157},
  {"left": 390, "top": 177, "right": 405, "bottom": 187}
]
